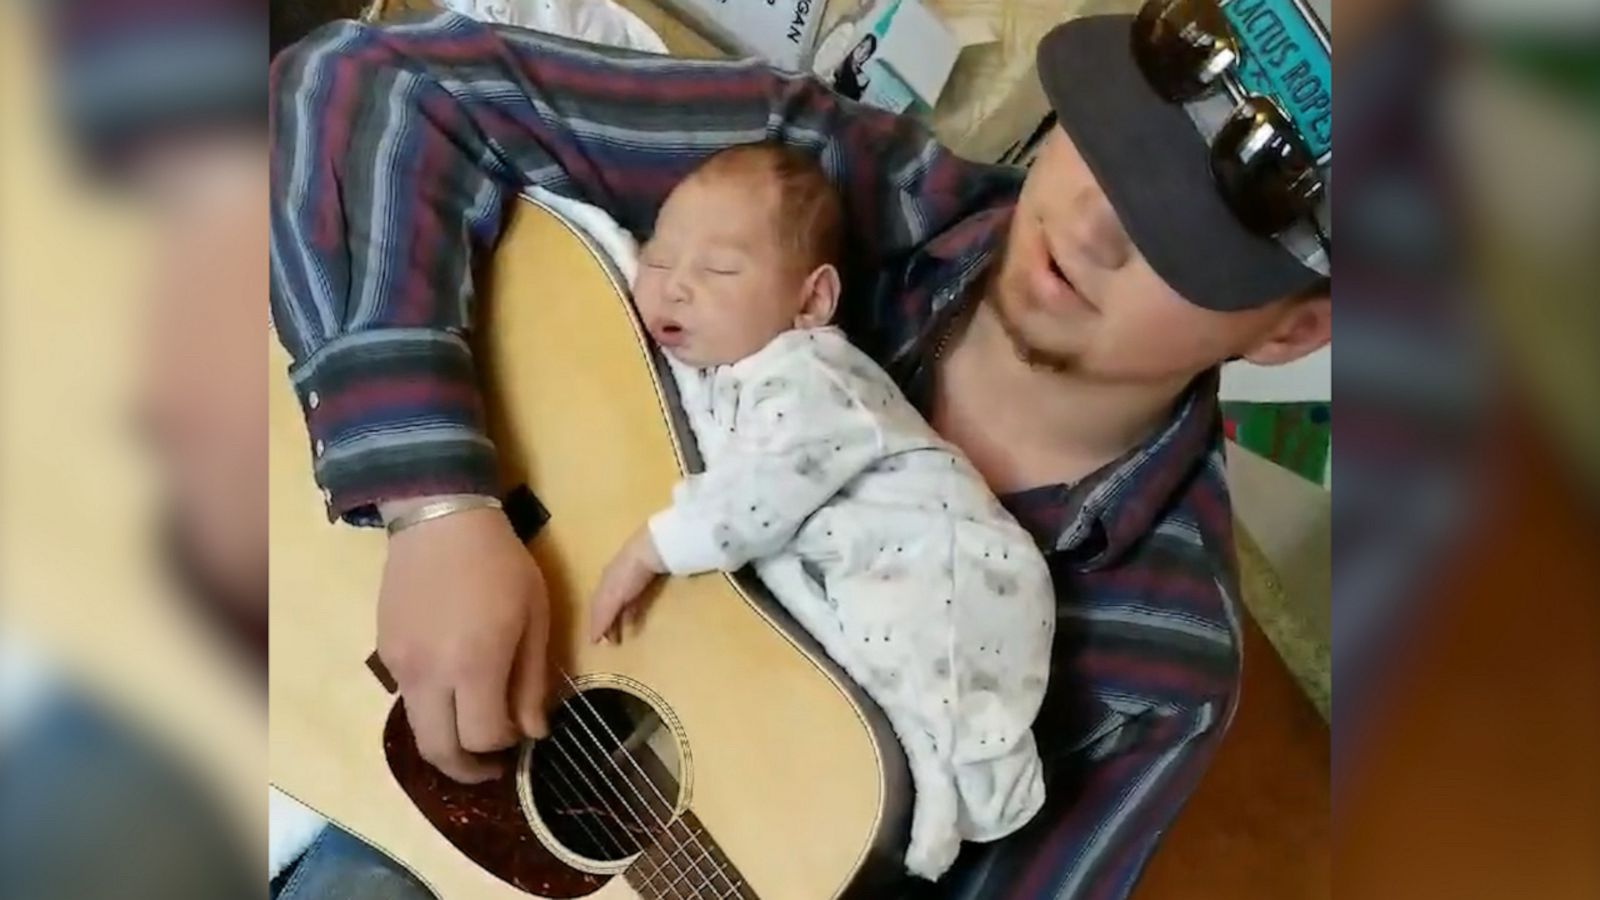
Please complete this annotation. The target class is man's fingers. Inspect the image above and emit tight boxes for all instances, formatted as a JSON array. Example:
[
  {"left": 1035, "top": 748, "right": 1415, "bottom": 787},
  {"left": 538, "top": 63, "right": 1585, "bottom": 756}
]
[
  {"left": 453, "top": 660, "right": 521, "bottom": 755},
  {"left": 404, "top": 688, "right": 503, "bottom": 784},
  {"left": 508, "top": 625, "right": 550, "bottom": 739},
  {"left": 454, "top": 682, "right": 515, "bottom": 752}
]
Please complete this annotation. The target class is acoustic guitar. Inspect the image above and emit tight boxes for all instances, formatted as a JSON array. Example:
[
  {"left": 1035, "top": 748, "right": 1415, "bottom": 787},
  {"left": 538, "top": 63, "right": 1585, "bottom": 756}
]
[{"left": 268, "top": 196, "right": 912, "bottom": 898}]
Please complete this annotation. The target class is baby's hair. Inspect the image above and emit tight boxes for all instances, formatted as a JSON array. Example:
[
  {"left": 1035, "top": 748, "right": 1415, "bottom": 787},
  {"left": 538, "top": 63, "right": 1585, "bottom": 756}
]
[{"left": 688, "top": 143, "right": 844, "bottom": 273}]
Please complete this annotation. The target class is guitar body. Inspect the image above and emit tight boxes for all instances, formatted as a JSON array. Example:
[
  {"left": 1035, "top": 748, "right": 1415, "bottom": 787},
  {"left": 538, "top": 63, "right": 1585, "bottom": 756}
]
[{"left": 269, "top": 198, "right": 910, "bottom": 898}]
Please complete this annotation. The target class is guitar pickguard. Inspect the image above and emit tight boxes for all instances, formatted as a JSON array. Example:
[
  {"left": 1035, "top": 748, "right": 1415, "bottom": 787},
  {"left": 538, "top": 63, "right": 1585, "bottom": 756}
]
[{"left": 384, "top": 703, "right": 608, "bottom": 898}]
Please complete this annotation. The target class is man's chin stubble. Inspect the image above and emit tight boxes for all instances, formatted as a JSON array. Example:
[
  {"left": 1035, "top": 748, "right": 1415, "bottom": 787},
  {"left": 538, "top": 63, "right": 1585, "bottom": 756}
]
[{"left": 983, "top": 287, "right": 1080, "bottom": 375}]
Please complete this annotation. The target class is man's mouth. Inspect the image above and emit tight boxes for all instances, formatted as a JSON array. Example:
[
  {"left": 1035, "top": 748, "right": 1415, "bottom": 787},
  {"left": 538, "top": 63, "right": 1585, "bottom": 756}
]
[
  {"left": 1028, "top": 238, "right": 1092, "bottom": 314},
  {"left": 1046, "top": 253, "right": 1071, "bottom": 287}
]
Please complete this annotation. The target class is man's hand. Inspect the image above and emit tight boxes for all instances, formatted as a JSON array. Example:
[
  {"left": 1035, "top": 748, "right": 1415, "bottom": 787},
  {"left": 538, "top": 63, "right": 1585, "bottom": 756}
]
[
  {"left": 377, "top": 496, "right": 551, "bottom": 784},
  {"left": 588, "top": 525, "right": 666, "bottom": 644}
]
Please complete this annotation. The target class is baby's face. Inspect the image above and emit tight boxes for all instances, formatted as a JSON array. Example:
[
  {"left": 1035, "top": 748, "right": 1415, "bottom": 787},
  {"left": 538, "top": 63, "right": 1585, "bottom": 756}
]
[{"left": 634, "top": 174, "right": 809, "bottom": 367}]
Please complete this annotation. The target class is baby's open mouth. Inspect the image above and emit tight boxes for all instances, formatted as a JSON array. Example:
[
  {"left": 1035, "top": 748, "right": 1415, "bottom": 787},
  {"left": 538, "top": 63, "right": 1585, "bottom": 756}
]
[{"left": 653, "top": 320, "right": 686, "bottom": 346}]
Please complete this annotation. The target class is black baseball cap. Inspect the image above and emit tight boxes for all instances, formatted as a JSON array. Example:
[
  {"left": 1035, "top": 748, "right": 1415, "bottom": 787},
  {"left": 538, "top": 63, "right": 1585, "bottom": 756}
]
[{"left": 1037, "top": 8, "right": 1331, "bottom": 311}]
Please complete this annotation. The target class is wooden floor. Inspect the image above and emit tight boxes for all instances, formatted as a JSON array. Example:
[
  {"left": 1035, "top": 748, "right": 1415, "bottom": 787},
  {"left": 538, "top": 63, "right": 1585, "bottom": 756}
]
[{"left": 1137, "top": 601, "right": 1331, "bottom": 899}]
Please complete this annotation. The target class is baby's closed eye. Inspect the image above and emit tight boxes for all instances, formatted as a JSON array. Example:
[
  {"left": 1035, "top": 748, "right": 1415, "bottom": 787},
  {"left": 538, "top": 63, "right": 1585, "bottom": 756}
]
[{"left": 702, "top": 255, "right": 744, "bottom": 276}]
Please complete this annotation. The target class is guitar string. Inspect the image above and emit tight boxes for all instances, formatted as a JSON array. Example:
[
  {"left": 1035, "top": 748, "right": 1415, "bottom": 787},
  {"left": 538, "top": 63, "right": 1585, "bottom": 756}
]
[
  {"left": 541, "top": 750, "right": 736, "bottom": 900},
  {"left": 549, "top": 729, "right": 704, "bottom": 900},
  {"left": 640, "top": 841, "right": 744, "bottom": 900},
  {"left": 559, "top": 670, "right": 746, "bottom": 900},
  {"left": 558, "top": 670, "right": 746, "bottom": 899},
  {"left": 491, "top": 663, "right": 734, "bottom": 895},
  {"left": 536, "top": 742, "right": 642, "bottom": 864},
  {"left": 543, "top": 689, "right": 705, "bottom": 898},
  {"left": 543, "top": 728, "right": 645, "bottom": 852},
  {"left": 510, "top": 665, "right": 744, "bottom": 896},
  {"left": 542, "top": 773, "right": 662, "bottom": 891},
  {"left": 546, "top": 727, "right": 694, "bottom": 900},
  {"left": 549, "top": 678, "right": 710, "bottom": 900},
  {"left": 553, "top": 671, "right": 729, "bottom": 898},
  {"left": 541, "top": 733, "right": 681, "bottom": 894},
  {"left": 544, "top": 720, "right": 736, "bottom": 896},
  {"left": 678, "top": 820, "right": 744, "bottom": 900},
  {"left": 544, "top": 736, "right": 688, "bottom": 890},
  {"left": 543, "top": 724, "right": 690, "bottom": 897}
]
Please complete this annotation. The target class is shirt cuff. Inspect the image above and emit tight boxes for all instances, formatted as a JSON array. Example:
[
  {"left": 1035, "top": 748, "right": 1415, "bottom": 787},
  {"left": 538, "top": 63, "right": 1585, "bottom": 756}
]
[
  {"left": 289, "top": 327, "right": 500, "bottom": 526},
  {"left": 647, "top": 505, "right": 727, "bottom": 575}
]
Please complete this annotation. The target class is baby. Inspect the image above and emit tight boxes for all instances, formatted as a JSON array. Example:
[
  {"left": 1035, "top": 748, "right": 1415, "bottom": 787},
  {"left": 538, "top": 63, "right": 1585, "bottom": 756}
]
[{"left": 587, "top": 144, "right": 1053, "bottom": 880}]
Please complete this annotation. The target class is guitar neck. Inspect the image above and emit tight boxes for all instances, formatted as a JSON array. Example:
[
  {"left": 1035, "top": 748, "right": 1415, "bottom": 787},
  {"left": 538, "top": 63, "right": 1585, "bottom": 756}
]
[{"left": 625, "top": 809, "right": 757, "bottom": 900}]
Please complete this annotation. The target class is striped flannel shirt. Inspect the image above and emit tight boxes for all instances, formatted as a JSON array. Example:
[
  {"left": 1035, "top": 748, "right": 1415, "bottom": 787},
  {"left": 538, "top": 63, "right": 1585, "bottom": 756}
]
[{"left": 269, "top": 12, "right": 1243, "bottom": 899}]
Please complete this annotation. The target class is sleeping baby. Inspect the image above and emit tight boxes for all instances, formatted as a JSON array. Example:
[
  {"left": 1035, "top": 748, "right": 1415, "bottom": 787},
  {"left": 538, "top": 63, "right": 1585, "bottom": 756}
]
[{"left": 586, "top": 143, "right": 1053, "bottom": 880}]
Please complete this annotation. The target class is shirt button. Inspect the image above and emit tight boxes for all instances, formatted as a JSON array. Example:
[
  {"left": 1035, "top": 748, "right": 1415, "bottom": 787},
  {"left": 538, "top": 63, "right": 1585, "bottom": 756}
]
[
  {"left": 314, "top": 439, "right": 326, "bottom": 456},
  {"left": 307, "top": 391, "right": 321, "bottom": 410}
]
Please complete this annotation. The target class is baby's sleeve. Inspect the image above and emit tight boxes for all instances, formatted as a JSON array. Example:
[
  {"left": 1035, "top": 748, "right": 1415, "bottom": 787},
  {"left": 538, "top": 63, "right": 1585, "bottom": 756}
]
[{"left": 649, "top": 357, "right": 885, "bottom": 575}]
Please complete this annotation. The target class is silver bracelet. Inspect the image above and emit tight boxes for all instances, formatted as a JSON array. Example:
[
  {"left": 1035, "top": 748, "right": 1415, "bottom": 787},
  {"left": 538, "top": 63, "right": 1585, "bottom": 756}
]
[{"left": 384, "top": 495, "right": 503, "bottom": 536}]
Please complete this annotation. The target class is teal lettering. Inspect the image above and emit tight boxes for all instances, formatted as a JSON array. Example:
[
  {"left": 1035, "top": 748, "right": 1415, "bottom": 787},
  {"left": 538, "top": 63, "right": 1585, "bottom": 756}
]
[
  {"left": 1252, "top": 15, "right": 1286, "bottom": 44},
  {"left": 1261, "top": 32, "right": 1297, "bottom": 68},
  {"left": 1229, "top": 0, "right": 1267, "bottom": 20},
  {"left": 1308, "top": 110, "right": 1330, "bottom": 144},
  {"left": 1282, "top": 59, "right": 1312, "bottom": 92},
  {"left": 1247, "top": 9, "right": 1281, "bottom": 38}
]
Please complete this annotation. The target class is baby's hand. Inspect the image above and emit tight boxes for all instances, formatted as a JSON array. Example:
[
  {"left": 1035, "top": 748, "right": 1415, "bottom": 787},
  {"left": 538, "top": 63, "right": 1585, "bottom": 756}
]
[{"left": 588, "top": 525, "right": 667, "bottom": 644}]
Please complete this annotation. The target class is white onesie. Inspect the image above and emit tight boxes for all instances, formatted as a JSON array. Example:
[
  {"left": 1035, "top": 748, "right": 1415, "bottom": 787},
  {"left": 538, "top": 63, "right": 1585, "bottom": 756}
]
[{"left": 651, "top": 326, "right": 1054, "bottom": 880}]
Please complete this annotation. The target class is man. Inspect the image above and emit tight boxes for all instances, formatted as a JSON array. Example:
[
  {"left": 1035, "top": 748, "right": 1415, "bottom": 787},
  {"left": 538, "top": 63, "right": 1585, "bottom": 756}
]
[{"left": 270, "top": 0, "right": 1331, "bottom": 894}]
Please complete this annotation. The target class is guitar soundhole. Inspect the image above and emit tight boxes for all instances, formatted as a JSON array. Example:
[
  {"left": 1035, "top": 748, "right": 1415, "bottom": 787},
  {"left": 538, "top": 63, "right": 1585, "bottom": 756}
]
[{"left": 520, "top": 686, "right": 686, "bottom": 870}]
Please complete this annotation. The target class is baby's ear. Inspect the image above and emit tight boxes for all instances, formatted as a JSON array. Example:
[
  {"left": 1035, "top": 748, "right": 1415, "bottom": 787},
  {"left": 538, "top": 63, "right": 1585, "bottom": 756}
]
[{"left": 794, "top": 264, "right": 841, "bottom": 329}]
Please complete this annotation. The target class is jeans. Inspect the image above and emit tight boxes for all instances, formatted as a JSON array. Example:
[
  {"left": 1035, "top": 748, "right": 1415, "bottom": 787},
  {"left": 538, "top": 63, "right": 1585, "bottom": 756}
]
[
  {"left": 271, "top": 827, "right": 437, "bottom": 900},
  {"left": 0, "top": 692, "right": 256, "bottom": 900}
]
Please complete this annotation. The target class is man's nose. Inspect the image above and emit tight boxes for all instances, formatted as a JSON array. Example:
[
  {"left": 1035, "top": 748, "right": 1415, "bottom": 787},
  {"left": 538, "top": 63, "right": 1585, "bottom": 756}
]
[{"left": 1062, "top": 185, "right": 1132, "bottom": 270}]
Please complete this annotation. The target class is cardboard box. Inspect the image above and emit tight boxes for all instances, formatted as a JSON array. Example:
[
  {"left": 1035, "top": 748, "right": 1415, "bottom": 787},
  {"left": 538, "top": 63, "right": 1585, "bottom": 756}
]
[
  {"left": 816, "top": 0, "right": 1136, "bottom": 163},
  {"left": 651, "top": 0, "right": 826, "bottom": 69},
  {"left": 873, "top": 0, "right": 959, "bottom": 106},
  {"left": 817, "top": 0, "right": 982, "bottom": 114}
]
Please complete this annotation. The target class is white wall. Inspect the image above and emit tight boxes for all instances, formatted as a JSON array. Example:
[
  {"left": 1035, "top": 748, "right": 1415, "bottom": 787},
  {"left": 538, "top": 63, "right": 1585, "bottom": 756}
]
[{"left": 1220, "top": 345, "right": 1330, "bottom": 403}]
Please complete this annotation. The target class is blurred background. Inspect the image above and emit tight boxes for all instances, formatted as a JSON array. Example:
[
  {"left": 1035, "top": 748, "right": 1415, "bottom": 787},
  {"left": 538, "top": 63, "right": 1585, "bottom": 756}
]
[
  {"left": 0, "top": 1, "right": 263, "bottom": 897},
  {"left": 1334, "top": 0, "right": 1600, "bottom": 896},
  {"left": 0, "top": 0, "right": 1595, "bottom": 897}
]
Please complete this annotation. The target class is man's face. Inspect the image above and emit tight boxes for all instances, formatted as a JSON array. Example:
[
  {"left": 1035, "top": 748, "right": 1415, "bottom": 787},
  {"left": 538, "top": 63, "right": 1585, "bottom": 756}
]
[
  {"left": 132, "top": 134, "right": 267, "bottom": 637},
  {"left": 991, "top": 127, "right": 1305, "bottom": 381}
]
